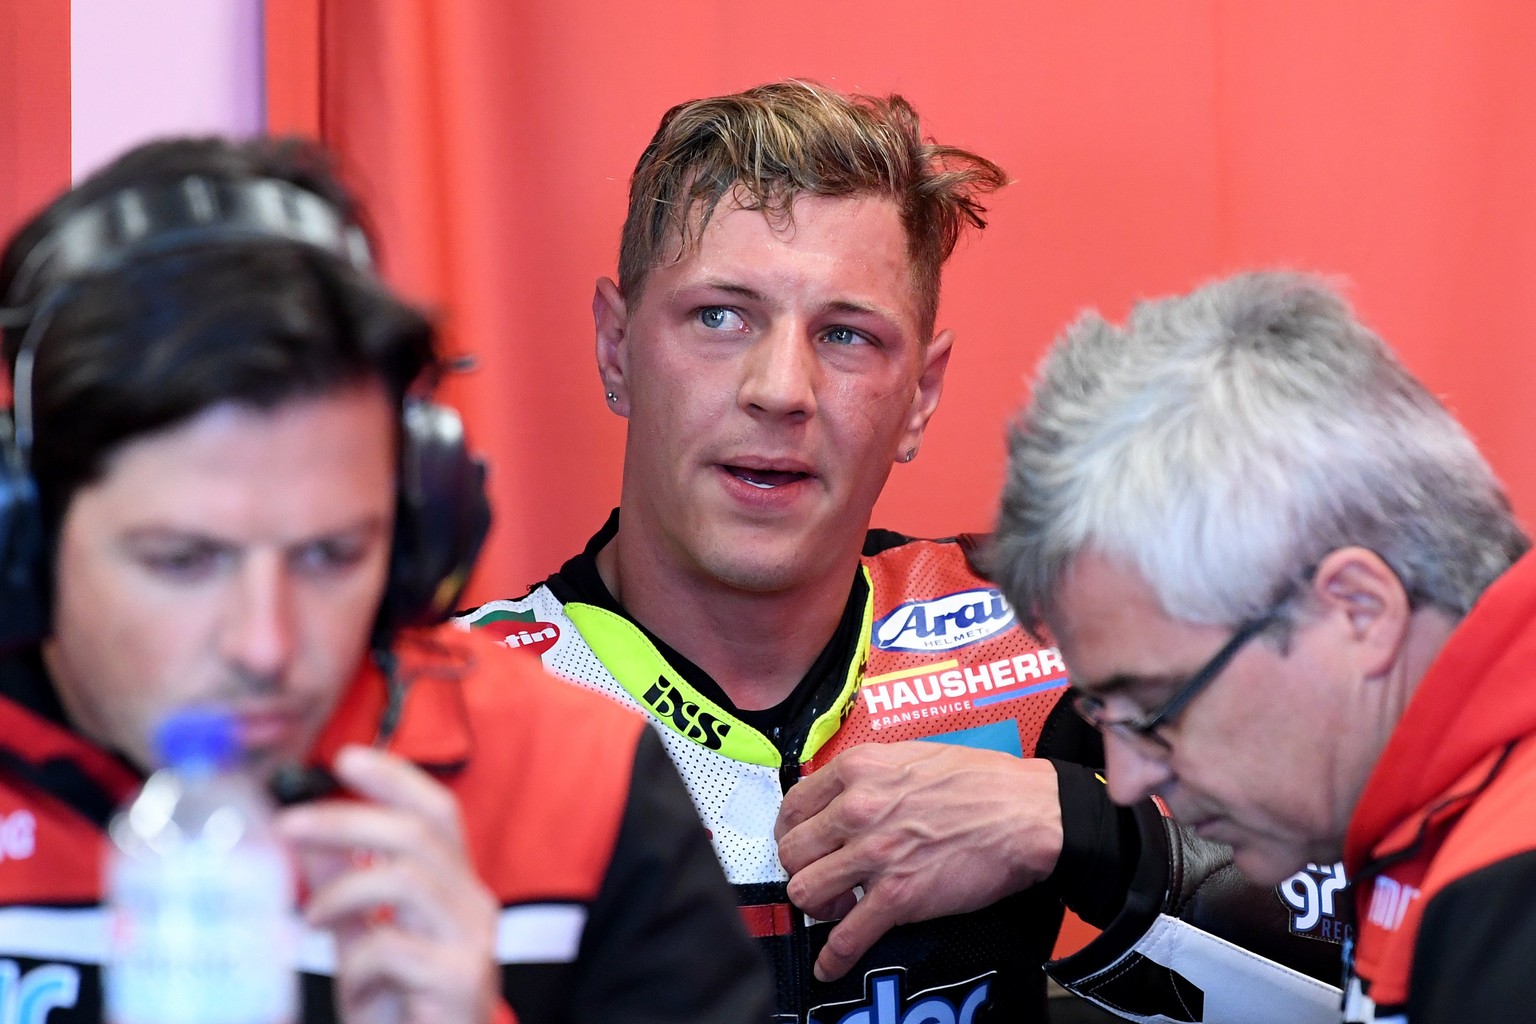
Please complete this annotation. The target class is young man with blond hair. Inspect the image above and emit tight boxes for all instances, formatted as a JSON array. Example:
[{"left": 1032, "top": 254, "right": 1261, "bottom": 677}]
[{"left": 466, "top": 82, "right": 1341, "bottom": 1023}]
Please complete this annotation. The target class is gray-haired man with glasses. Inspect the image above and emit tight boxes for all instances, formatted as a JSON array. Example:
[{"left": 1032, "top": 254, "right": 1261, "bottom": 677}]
[{"left": 992, "top": 269, "right": 1534, "bottom": 1023}]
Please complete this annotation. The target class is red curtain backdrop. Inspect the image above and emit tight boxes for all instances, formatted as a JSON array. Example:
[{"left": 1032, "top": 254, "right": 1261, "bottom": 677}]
[
  {"left": 1, "top": 0, "right": 70, "bottom": 258},
  {"left": 266, "top": 0, "right": 1536, "bottom": 610},
  {"left": 0, "top": 0, "right": 69, "bottom": 407}
]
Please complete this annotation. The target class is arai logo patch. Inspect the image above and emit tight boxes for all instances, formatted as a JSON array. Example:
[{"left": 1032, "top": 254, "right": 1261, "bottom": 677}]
[{"left": 873, "top": 588, "right": 1016, "bottom": 653}]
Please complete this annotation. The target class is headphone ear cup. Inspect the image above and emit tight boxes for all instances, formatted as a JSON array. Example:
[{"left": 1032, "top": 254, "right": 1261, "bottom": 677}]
[
  {"left": 375, "top": 399, "right": 491, "bottom": 642},
  {"left": 0, "top": 414, "right": 49, "bottom": 652}
]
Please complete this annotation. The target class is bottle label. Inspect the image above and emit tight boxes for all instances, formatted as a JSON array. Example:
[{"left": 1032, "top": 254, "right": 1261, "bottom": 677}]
[{"left": 105, "top": 844, "right": 297, "bottom": 1024}]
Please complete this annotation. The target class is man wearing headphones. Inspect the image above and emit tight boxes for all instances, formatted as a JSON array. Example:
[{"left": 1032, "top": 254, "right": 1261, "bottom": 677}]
[{"left": 0, "top": 137, "right": 770, "bottom": 1024}]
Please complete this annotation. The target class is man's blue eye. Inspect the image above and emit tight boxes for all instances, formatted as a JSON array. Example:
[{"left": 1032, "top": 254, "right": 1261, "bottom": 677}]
[
  {"left": 698, "top": 307, "right": 742, "bottom": 330},
  {"left": 292, "top": 539, "right": 367, "bottom": 575},
  {"left": 825, "top": 326, "right": 866, "bottom": 346}
]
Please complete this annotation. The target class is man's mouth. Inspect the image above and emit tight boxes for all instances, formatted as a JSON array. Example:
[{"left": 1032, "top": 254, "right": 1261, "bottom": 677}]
[
  {"left": 232, "top": 704, "right": 308, "bottom": 752},
  {"left": 724, "top": 465, "right": 811, "bottom": 489}
]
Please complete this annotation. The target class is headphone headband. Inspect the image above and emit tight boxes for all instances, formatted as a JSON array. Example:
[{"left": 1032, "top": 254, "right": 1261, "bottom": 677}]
[
  {"left": 5, "top": 175, "right": 376, "bottom": 469},
  {"left": 0, "top": 168, "right": 488, "bottom": 654},
  {"left": 5, "top": 175, "right": 372, "bottom": 309}
]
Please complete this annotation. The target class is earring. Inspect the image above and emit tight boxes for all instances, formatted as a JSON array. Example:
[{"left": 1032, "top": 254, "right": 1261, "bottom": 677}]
[
  {"left": 606, "top": 391, "right": 617, "bottom": 403},
  {"left": 902, "top": 447, "right": 917, "bottom": 463}
]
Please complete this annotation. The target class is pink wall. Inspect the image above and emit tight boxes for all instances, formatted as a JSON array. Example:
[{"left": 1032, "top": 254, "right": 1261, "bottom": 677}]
[{"left": 70, "top": 0, "right": 263, "bottom": 180}]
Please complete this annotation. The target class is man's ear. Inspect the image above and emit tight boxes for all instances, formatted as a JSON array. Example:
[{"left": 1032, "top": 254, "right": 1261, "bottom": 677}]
[
  {"left": 894, "top": 328, "right": 954, "bottom": 463},
  {"left": 1309, "top": 546, "right": 1412, "bottom": 679},
  {"left": 593, "top": 277, "right": 630, "bottom": 417}
]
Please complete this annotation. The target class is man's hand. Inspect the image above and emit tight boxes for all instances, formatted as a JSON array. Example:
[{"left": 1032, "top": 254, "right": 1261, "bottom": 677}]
[
  {"left": 774, "top": 742, "right": 1063, "bottom": 982},
  {"left": 276, "top": 745, "right": 500, "bottom": 1024}
]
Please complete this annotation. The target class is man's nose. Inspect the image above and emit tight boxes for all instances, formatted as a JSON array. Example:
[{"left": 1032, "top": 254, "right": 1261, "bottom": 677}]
[
  {"left": 738, "top": 322, "right": 817, "bottom": 419},
  {"left": 1102, "top": 729, "right": 1176, "bottom": 806},
  {"left": 221, "top": 554, "right": 296, "bottom": 685}
]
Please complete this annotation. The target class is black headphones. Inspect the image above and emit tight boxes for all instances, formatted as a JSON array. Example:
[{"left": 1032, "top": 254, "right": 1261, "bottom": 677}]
[{"left": 0, "top": 174, "right": 491, "bottom": 654}]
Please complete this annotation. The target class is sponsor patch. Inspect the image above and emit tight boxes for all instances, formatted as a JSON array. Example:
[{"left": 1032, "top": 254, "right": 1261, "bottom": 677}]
[
  {"left": 809, "top": 968, "right": 992, "bottom": 1024},
  {"left": 0, "top": 961, "right": 80, "bottom": 1024},
  {"left": 1364, "top": 874, "right": 1419, "bottom": 933},
  {"left": 476, "top": 610, "right": 562, "bottom": 658},
  {"left": 872, "top": 588, "right": 1016, "bottom": 653},
  {"left": 1278, "top": 862, "right": 1351, "bottom": 944},
  {"left": 642, "top": 677, "right": 732, "bottom": 751},
  {"left": 860, "top": 650, "right": 1068, "bottom": 731},
  {"left": 922, "top": 721, "right": 1025, "bottom": 758}
]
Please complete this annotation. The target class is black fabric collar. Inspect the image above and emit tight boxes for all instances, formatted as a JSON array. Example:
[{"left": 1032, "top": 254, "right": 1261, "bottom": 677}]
[
  {"left": 550, "top": 509, "right": 869, "bottom": 748},
  {"left": 0, "top": 645, "right": 70, "bottom": 726}
]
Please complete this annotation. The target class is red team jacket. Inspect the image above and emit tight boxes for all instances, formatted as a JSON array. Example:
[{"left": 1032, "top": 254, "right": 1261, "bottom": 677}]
[
  {"left": 0, "top": 626, "right": 769, "bottom": 1024},
  {"left": 1343, "top": 551, "right": 1536, "bottom": 1023}
]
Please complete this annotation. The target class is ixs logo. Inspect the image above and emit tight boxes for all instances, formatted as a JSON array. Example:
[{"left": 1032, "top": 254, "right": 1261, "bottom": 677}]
[
  {"left": 0, "top": 961, "right": 80, "bottom": 1024},
  {"left": 809, "top": 969, "right": 991, "bottom": 1024},
  {"left": 1278, "top": 862, "right": 1350, "bottom": 944},
  {"left": 477, "top": 610, "right": 561, "bottom": 658},
  {"left": 642, "top": 678, "right": 732, "bottom": 751},
  {"left": 873, "top": 590, "right": 1015, "bottom": 654}
]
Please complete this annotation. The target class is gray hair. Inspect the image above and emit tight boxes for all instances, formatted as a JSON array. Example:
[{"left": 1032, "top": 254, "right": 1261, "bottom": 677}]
[{"left": 991, "top": 270, "right": 1528, "bottom": 629}]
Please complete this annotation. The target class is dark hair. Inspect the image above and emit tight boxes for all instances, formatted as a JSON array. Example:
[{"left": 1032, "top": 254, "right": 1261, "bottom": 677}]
[
  {"left": 618, "top": 80, "right": 1009, "bottom": 336},
  {"left": 0, "top": 136, "right": 438, "bottom": 530}
]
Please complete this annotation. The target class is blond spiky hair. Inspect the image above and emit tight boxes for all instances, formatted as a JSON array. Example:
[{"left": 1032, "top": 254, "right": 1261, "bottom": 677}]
[{"left": 617, "top": 79, "right": 1008, "bottom": 335}]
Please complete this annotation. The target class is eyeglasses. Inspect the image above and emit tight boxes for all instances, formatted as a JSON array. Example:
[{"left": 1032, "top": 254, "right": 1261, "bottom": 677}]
[{"left": 1070, "top": 607, "right": 1286, "bottom": 753}]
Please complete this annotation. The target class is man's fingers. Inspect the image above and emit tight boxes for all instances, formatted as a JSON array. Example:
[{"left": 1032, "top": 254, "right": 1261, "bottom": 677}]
[
  {"left": 777, "top": 743, "right": 921, "bottom": 843},
  {"left": 813, "top": 893, "right": 898, "bottom": 982},
  {"left": 330, "top": 745, "right": 463, "bottom": 833},
  {"left": 817, "top": 890, "right": 859, "bottom": 923},
  {"left": 774, "top": 763, "right": 846, "bottom": 841},
  {"left": 784, "top": 838, "right": 868, "bottom": 917},
  {"left": 333, "top": 925, "right": 494, "bottom": 1024},
  {"left": 277, "top": 796, "right": 459, "bottom": 872},
  {"left": 301, "top": 855, "right": 481, "bottom": 940},
  {"left": 779, "top": 776, "right": 897, "bottom": 875},
  {"left": 776, "top": 814, "right": 841, "bottom": 878}
]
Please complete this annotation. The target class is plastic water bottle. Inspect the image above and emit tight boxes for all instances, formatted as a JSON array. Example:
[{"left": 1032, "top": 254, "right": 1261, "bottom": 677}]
[{"left": 104, "top": 706, "right": 299, "bottom": 1024}]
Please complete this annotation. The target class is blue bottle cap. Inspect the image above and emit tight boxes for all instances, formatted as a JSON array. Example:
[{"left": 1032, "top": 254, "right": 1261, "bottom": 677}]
[{"left": 154, "top": 706, "right": 239, "bottom": 770}]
